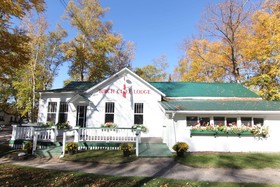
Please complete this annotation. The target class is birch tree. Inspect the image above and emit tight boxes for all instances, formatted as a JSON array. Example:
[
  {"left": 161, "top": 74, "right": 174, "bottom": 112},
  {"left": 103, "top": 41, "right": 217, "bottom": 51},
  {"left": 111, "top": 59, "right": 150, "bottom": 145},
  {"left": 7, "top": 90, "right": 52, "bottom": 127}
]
[{"left": 62, "top": 0, "right": 134, "bottom": 82}]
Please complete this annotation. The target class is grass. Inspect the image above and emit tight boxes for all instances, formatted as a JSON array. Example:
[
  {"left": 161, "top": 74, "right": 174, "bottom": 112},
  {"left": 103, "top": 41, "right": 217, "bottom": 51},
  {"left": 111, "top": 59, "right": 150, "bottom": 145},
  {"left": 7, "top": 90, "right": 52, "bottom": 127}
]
[
  {"left": 3, "top": 142, "right": 280, "bottom": 169},
  {"left": 176, "top": 152, "right": 280, "bottom": 169},
  {"left": 63, "top": 149, "right": 137, "bottom": 163},
  {"left": 0, "top": 164, "right": 277, "bottom": 187}
]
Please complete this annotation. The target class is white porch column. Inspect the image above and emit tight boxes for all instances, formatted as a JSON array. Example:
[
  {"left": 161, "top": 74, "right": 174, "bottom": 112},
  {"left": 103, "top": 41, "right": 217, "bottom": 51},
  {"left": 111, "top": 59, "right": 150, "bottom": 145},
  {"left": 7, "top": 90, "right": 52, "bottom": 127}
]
[
  {"left": 73, "top": 127, "right": 80, "bottom": 143},
  {"left": 32, "top": 131, "right": 38, "bottom": 155},
  {"left": 11, "top": 125, "right": 17, "bottom": 140}
]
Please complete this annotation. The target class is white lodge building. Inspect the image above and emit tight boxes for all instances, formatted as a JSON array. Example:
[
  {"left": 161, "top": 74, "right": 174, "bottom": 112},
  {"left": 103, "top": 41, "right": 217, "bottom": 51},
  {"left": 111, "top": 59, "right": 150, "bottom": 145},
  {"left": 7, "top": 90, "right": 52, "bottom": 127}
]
[{"left": 38, "top": 68, "right": 280, "bottom": 152}]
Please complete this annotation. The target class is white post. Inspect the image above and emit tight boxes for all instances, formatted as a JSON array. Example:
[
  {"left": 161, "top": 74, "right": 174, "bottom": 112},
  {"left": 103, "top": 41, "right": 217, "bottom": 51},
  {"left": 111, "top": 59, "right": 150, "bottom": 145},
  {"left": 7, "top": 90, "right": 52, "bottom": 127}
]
[
  {"left": 135, "top": 128, "right": 141, "bottom": 157},
  {"left": 11, "top": 125, "right": 17, "bottom": 140},
  {"left": 73, "top": 127, "right": 79, "bottom": 143},
  {"left": 61, "top": 131, "right": 66, "bottom": 158},
  {"left": 32, "top": 131, "right": 38, "bottom": 155},
  {"left": 51, "top": 126, "right": 57, "bottom": 142},
  {"left": 136, "top": 135, "right": 139, "bottom": 157}
]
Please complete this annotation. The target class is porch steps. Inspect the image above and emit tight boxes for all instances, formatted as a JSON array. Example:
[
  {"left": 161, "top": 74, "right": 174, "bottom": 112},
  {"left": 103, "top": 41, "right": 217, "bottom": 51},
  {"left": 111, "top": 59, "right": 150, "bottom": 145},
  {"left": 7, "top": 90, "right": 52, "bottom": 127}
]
[
  {"left": 138, "top": 143, "right": 173, "bottom": 157},
  {"left": 35, "top": 142, "right": 62, "bottom": 158}
]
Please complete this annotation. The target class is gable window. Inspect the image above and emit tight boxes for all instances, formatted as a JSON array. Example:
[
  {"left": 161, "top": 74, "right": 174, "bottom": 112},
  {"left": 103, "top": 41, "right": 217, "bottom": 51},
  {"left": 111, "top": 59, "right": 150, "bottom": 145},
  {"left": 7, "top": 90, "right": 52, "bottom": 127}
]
[
  {"left": 254, "top": 118, "right": 264, "bottom": 126},
  {"left": 186, "top": 116, "right": 198, "bottom": 126},
  {"left": 58, "top": 102, "right": 68, "bottom": 123},
  {"left": 47, "top": 102, "right": 57, "bottom": 122},
  {"left": 105, "top": 102, "right": 115, "bottom": 123},
  {"left": 241, "top": 117, "right": 252, "bottom": 126},
  {"left": 134, "top": 103, "right": 144, "bottom": 124}
]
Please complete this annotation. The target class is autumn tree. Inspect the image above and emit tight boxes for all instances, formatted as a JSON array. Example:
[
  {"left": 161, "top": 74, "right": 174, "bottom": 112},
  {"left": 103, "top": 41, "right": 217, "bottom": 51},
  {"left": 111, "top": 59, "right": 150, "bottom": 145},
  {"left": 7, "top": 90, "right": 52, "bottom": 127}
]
[
  {"left": 0, "top": 0, "right": 45, "bottom": 82},
  {"left": 176, "top": 0, "right": 254, "bottom": 83},
  {"left": 62, "top": 0, "right": 134, "bottom": 82},
  {"left": 0, "top": 0, "right": 45, "bottom": 116},
  {"left": 13, "top": 13, "right": 67, "bottom": 122},
  {"left": 242, "top": 0, "right": 280, "bottom": 100},
  {"left": 135, "top": 55, "right": 169, "bottom": 82}
]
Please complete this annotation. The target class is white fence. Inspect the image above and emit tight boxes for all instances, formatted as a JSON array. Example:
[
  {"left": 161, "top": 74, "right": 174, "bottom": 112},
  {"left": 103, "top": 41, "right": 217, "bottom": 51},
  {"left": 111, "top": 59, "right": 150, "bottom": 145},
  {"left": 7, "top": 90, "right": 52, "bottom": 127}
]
[
  {"left": 10, "top": 125, "right": 141, "bottom": 156},
  {"left": 11, "top": 125, "right": 57, "bottom": 142},
  {"left": 75, "top": 127, "right": 137, "bottom": 142}
]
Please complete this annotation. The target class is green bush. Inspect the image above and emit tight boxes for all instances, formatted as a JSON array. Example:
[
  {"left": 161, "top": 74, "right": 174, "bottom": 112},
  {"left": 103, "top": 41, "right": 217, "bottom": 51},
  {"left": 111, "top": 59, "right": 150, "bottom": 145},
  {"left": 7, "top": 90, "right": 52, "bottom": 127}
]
[
  {"left": 173, "top": 142, "right": 189, "bottom": 157},
  {"left": 65, "top": 142, "right": 78, "bottom": 154},
  {"left": 119, "top": 143, "right": 134, "bottom": 157},
  {"left": 23, "top": 141, "right": 33, "bottom": 154}
]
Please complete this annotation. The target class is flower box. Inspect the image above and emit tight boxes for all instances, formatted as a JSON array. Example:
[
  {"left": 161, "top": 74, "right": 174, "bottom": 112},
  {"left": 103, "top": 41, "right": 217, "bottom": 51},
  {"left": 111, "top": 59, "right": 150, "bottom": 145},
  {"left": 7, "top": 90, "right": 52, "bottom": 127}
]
[
  {"left": 190, "top": 130, "right": 254, "bottom": 137},
  {"left": 190, "top": 130, "right": 217, "bottom": 137}
]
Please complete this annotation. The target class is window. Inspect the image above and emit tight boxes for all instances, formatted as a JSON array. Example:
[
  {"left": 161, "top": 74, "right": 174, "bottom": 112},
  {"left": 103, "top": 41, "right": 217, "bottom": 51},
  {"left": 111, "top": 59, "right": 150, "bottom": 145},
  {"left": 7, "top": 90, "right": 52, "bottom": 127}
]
[
  {"left": 58, "top": 102, "right": 68, "bottom": 123},
  {"left": 47, "top": 102, "right": 57, "bottom": 122},
  {"left": 199, "top": 117, "right": 210, "bottom": 126},
  {"left": 241, "top": 117, "right": 252, "bottom": 126},
  {"left": 254, "top": 118, "right": 264, "bottom": 126},
  {"left": 134, "top": 103, "right": 144, "bottom": 124},
  {"left": 105, "top": 102, "right": 115, "bottom": 123},
  {"left": 214, "top": 117, "right": 225, "bottom": 126},
  {"left": 227, "top": 118, "right": 237, "bottom": 126},
  {"left": 0, "top": 116, "right": 4, "bottom": 121},
  {"left": 77, "top": 105, "right": 87, "bottom": 127},
  {"left": 186, "top": 116, "right": 198, "bottom": 126}
]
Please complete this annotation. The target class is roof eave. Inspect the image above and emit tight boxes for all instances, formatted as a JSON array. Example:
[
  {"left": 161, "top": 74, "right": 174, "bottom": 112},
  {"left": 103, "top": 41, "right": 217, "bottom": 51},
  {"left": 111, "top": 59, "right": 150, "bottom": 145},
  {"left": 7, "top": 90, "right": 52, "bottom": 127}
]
[{"left": 164, "top": 110, "right": 280, "bottom": 115}]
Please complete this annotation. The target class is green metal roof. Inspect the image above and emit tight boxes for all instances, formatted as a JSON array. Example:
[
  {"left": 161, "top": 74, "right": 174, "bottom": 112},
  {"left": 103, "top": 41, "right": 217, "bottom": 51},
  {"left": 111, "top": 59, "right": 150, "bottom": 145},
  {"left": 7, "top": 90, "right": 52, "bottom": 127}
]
[
  {"left": 42, "top": 81, "right": 97, "bottom": 93},
  {"left": 150, "top": 82, "right": 260, "bottom": 98},
  {"left": 160, "top": 100, "right": 280, "bottom": 111}
]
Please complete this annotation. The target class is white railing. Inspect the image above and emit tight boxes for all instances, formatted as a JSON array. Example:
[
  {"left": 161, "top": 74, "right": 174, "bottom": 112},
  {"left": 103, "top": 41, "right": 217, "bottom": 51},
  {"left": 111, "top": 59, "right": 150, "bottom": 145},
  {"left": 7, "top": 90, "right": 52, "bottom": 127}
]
[
  {"left": 11, "top": 125, "right": 56, "bottom": 142},
  {"left": 76, "top": 127, "right": 137, "bottom": 142},
  {"left": 61, "top": 127, "right": 141, "bottom": 158}
]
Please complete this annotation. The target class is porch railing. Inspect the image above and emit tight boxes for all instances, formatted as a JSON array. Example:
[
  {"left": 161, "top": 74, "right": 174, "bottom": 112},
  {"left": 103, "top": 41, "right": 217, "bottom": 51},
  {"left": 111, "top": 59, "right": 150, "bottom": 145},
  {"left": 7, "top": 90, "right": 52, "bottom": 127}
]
[{"left": 75, "top": 127, "right": 137, "bottom": 142}]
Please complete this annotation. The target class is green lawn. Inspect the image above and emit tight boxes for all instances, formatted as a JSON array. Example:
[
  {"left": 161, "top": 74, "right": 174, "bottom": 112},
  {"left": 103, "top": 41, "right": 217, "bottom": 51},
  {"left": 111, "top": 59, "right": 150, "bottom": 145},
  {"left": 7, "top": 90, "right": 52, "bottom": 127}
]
[
  {"left": 63, "top": 149, "right": 137, "bottom": 163},
  {"left": 0, "top": 164, "right": 276, "bottom": 187},
  {"left": 176, "top": 152, "right": 280, "bottom": 169}
]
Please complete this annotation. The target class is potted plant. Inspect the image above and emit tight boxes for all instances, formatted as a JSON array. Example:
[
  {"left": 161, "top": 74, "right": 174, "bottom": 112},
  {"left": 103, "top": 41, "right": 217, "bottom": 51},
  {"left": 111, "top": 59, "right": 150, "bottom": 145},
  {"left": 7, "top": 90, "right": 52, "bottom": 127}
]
[
  {"left": 23, "top": 141, "right": 33, "bottom": 154},
  {"left": 132, "top": 124, "right": 148, "bottom": 134},
  {"left": 65, "top": 142, "right": 78, "bottom": 155},
  {"left": 172, "top": 142, "right": 189, "bottom": 157},
  {"left": 119, "top": 143, "right": 134, "bottom": 157}
]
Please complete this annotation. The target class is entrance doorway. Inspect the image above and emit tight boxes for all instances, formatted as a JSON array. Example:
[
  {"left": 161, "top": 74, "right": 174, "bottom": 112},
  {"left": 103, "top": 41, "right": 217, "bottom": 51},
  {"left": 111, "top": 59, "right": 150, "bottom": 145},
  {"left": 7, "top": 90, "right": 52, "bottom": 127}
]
[{"left": 76, "top": 105, "right": 87, "bottom": 127}]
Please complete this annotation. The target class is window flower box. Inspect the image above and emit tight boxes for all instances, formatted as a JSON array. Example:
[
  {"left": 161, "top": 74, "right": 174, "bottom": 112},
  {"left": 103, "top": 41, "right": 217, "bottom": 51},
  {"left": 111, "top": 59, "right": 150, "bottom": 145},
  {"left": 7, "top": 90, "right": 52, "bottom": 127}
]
[{"left": 191, "top": 129, "right": 256, "bottom": 137}]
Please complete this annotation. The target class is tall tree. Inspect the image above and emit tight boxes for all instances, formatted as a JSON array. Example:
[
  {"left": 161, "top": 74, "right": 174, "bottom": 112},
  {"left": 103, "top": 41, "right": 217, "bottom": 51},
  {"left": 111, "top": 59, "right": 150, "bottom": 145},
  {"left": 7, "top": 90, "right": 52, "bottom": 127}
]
[
  {"left": 62, "top": 0, "right": 134, "bottom": 82},
  {"left": 13, "top": 13, "right": 67, "bottom": 122},
  {"left": 0, "top": 0, "right": 45, "bottom": 116},
  {"left": 242, "top": 0, "right": 280, "bottom": 100},
  {"left": 176, "top": 0, "right": 254, "bottom": 83},
  {"left": 135, "top": 55, "right": 169, "bottom": 82},
  {"left": 0, "top": 0, "right": 45, "bottom": 82}
]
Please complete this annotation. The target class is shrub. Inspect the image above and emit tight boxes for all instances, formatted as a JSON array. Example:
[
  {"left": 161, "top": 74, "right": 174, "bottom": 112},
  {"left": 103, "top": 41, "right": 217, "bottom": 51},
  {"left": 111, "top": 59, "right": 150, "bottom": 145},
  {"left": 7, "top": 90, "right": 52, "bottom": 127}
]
[
  {"left": 173, "top": 142, "right": 189, "bottom": 157},
  {"left": 65, "top": 142, "right": 78, "bottom": 154},
  {"left": 23, "top": 141, "right": 33, "bottom": 154},
  {"left": 119, "top": 143, "right": 134, "bottom": 157}
]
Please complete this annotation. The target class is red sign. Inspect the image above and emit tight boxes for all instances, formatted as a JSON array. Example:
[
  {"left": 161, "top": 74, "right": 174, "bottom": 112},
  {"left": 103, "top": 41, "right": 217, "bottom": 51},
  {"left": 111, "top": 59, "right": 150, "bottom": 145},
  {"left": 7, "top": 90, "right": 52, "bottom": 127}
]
[{"left": 99, "top": 89, "right": 151, "bottom": 95}]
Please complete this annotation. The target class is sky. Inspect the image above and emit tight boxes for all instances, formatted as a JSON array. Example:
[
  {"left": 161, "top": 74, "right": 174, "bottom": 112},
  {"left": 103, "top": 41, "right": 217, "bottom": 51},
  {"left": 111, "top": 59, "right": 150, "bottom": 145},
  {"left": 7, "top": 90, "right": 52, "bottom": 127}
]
[{"left": 45, "top": 0, "right": 220, "bottom": 88}]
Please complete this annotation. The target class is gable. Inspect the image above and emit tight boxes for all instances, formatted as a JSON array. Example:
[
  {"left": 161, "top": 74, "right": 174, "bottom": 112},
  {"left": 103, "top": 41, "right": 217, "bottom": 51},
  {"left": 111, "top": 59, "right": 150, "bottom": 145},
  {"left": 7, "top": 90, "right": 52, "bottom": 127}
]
[{"left": 85, "top": 68, "right": 165, "bottom": 96}]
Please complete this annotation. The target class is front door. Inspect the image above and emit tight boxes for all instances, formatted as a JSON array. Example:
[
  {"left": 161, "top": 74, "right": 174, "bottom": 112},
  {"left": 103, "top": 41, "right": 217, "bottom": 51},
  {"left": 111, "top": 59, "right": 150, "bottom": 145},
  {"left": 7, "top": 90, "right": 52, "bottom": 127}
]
[{"left": 76, "top": 105, "right": 87, "bottom": 127}]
